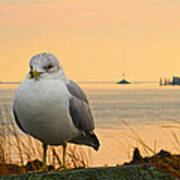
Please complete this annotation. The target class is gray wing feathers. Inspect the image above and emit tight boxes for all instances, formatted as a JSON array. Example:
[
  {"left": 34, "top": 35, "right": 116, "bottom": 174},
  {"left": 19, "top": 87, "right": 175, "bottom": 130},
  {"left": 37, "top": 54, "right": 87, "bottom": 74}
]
[
  {"left": 66, "top": 80, "right": 88, "bottom": 103},
  {"left": 69, "top": 97, "right": 94, "bottom": 132},
  {"left": 66, "top": 80, "right": 95, "bottom": 132},
  {"left": 67, "top": 80, "right": 100, "bottom": 151}
]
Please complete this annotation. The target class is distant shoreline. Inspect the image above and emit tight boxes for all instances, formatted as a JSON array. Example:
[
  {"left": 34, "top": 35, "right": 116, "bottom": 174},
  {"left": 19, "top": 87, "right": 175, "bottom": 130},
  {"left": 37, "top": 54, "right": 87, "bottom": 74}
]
[
  {"left": 0, "top": 82, "right": 21, "bottom": 84},
  {"left": 0, "top": 81, "right": 158, "bottom": 85}
]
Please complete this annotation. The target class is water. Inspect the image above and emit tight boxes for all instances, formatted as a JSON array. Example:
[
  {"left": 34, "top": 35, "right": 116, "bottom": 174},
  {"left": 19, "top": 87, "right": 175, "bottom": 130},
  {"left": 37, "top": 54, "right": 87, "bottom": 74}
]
[
  {"left": 80, "top": 83, "right": 180, "bottom": 128},
  {"left": 1, "top": 83, "right": 180, "bottom": 129}
]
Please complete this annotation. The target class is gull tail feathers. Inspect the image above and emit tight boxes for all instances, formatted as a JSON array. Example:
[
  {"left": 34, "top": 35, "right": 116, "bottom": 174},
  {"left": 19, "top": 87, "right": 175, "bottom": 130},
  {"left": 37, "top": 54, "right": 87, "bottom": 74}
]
[{"left": 69, "top": 132, "right": 100, "bottom": 151}]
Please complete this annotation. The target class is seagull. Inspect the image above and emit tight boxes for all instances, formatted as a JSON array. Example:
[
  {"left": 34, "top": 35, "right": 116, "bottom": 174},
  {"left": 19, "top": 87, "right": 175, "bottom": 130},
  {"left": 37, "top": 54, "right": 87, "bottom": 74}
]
[{"left": 13, "top": 52, "right": 100, "bottom": 169}]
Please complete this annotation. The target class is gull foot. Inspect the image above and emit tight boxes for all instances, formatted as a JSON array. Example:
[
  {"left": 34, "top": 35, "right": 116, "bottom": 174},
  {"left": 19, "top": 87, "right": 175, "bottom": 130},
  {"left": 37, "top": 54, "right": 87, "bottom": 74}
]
[{"left": 57, "top": 166, "right": 68, "bottom": 172}]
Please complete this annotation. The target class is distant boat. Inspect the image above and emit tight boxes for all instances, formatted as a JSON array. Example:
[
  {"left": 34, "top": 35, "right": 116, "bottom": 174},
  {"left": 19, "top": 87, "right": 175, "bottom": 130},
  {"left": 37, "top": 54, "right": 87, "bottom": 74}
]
[
  {"left": 117, "top": 73, "right": 131, "bottom": 84},
  {"left": 117, "top": 79, "right": 131, "bottom": 84}
]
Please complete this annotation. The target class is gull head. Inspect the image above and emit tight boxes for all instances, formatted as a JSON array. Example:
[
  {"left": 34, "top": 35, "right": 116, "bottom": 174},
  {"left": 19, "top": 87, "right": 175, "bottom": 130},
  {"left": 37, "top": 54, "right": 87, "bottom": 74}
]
[{"left": 29, "top": 52, "right": 65, "bottom": 80}]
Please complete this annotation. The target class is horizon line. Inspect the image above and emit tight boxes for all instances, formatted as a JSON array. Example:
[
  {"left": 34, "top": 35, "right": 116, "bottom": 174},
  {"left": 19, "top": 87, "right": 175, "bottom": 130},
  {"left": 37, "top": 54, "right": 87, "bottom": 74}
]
[{"left": 0, "top": 80, "right": 158, "bottom": 85}]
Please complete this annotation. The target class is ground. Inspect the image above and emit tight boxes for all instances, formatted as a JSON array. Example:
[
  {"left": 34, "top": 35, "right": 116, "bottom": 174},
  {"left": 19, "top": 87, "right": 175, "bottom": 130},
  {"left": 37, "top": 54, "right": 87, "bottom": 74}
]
[
  {"left": 0, "top": 148, "right": 178, "bottom": 179},
  {"left": 0, "top": 165, "right": 174, "bottom": 180}
]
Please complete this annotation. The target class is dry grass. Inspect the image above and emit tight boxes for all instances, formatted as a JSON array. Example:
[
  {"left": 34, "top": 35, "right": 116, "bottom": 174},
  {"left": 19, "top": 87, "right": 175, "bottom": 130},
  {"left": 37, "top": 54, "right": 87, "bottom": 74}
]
[
  {"left": 121, "top": 119, "right": 180, "bottom": 179},
  {"left": 0, "top": 102, "right": 91, "bottom": 175},
  {"left": 1, "top": 99, "right": 180, "bottom": 178}
]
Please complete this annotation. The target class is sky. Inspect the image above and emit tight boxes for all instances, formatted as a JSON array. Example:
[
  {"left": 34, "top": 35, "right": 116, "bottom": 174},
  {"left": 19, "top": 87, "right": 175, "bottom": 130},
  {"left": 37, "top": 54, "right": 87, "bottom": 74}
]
[{"left": 0, "top": 0, "right": 180, "bottom": 82}]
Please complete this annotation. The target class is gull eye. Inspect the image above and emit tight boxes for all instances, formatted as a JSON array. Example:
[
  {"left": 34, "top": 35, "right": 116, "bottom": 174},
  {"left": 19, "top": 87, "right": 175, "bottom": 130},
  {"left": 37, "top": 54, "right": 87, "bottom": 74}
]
[
  {"left": 44, "top": 64, "right": 53, "bottom": 71},
  {"left": 47, "top": 64, "right": 53, "bottom": 69}
]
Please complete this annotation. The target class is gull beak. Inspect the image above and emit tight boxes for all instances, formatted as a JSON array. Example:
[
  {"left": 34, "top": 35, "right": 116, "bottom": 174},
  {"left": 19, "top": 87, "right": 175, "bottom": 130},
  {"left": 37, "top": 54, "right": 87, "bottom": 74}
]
[{"left": 29, "top": 69, "right": 43, "bottom": 79}]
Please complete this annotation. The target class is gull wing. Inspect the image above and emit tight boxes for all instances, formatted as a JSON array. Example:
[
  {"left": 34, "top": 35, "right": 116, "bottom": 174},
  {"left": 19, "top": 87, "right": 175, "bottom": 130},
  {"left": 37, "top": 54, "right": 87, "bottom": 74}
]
[
  {"left": 66, "top": 80, "right": 100, "bottom": 150},
  {"left": 66, "top": 80, "right": 94, "bottom": 132}
]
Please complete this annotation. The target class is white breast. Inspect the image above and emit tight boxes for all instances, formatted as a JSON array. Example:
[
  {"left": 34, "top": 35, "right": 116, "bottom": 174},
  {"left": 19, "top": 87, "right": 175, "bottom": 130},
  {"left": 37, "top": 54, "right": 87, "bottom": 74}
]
[{"left": 14, "top": 78, "right": 80, "bottom": 145}]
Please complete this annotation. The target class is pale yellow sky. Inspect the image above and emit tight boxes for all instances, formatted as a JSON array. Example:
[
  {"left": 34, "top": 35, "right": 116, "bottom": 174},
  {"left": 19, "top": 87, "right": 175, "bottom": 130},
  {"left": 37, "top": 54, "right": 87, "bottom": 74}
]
[{"left": 0, "top": 0, "right": 180, "bottom": 82}]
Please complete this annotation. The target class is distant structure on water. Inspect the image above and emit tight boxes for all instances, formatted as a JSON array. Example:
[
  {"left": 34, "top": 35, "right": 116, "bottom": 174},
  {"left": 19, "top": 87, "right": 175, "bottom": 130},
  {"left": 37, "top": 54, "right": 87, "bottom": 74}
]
[
  {"left": 160, "top": 76, "right": 180, "bottom": 86},
  {"left": 117, "top": 73, "right": 131, "bottom": 84},
  {"left": 117, "top": 79, "right": 131, "bottom": 84}
]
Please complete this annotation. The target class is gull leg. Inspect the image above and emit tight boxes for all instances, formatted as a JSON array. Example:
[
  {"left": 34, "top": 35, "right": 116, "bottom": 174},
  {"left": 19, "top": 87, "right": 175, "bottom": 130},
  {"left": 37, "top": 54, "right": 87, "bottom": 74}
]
[
  {"left": 42, "top": 143, "right": 48, "bottom": 171},
  {"left": 62, "top": 143, "right": 67, "bottom": 169}
]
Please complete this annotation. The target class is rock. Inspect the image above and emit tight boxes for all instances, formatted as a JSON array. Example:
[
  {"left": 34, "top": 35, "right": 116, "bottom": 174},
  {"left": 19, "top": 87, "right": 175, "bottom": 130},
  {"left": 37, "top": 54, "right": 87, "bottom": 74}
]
[{"left": 133, "top": 148, "right": 143, "bottom": 162}]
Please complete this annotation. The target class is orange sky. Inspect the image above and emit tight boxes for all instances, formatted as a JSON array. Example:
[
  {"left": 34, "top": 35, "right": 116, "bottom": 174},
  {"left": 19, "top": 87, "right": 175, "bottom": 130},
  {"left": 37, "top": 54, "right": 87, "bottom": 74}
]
[{"left": 0, "top": 0, "right": 180, "bottom": 82}]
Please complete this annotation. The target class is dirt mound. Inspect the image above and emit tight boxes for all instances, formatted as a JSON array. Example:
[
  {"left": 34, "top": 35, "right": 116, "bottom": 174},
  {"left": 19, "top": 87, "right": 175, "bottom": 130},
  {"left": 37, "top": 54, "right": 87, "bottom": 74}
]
[
  {"left": 124, "top": 148, "right": 180, "bottom": 179},
  {"left": 0, "top": 159, "right": 55, "bottom": 176}
]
